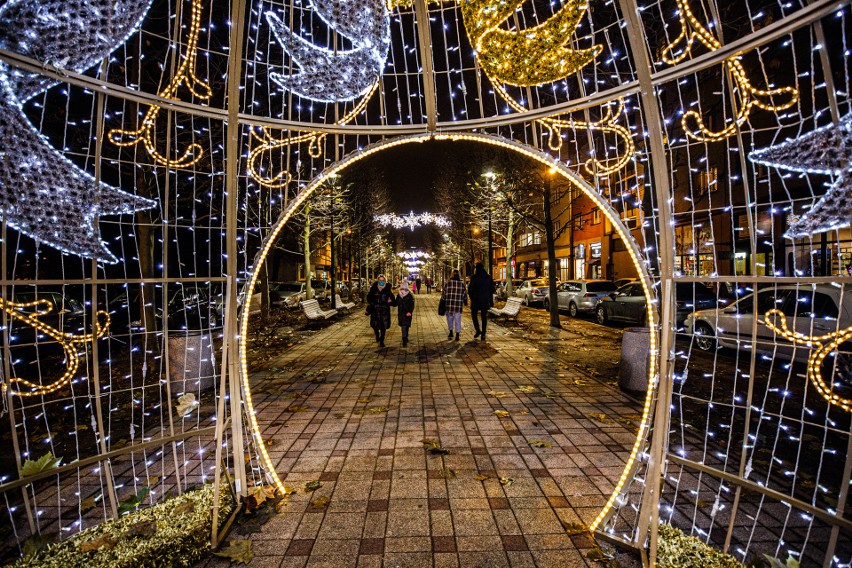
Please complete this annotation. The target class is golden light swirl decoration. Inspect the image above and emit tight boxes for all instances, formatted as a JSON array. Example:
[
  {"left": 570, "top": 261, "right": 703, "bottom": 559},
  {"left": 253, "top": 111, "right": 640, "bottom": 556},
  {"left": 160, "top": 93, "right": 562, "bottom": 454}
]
[
  {"left": 247, "top": 83, "right": 378, "bottom": 189},
  {"left": 460, "top": 0, "right": 601, "bottom": 87},
  {"left": 661, "top": 0, "right": 799, "bottom": 142},
  {"left": 763, "top": 308, "right": 852, "bottom": 414},
  {"left": 108, "top": 0, "right": 211, "bottom": 168},
  {"left": 0, "top": 298, "right": 110, "bottom": 397},
  {"left": 493, "top": 84, "right": 635, "bottom": 177}
]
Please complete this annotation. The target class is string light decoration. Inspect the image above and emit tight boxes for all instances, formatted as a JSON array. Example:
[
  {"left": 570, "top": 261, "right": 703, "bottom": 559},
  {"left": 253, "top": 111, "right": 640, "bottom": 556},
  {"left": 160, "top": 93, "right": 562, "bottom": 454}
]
[
  {"left": 107, "top": 0, "right": 211, "bottom": 168},
  {"left": 492, "top": 86, "right": 636, "bottom": 176},
  {"left": 749, "top": 113, "right": 852, "bottom": 237},
  {"left": 247, "top": 84, "right": 379, "bottom": 188},
  {"left": 264, "top": 0, "right": 390, "bottom": 103},
  {"left": 660, "top": 0, "right": 799, "bottom": 142},
  {"left": 397, "top": 251, "right": 431, "bottom": 259},
  {"left": 375, "top": 211, "right": 451, "bottom": 230},
  {"left": 459, "top": 0, "right": 601, "bottom": 87},
  {"left": 763, "top": 308, "right": 852, "bottom": 414},
  {"left": 0, "top": 0, "right": 158, "bottom": 263},
  {"left": 0, "top": 297, "right": 110, "bottom": 397}
]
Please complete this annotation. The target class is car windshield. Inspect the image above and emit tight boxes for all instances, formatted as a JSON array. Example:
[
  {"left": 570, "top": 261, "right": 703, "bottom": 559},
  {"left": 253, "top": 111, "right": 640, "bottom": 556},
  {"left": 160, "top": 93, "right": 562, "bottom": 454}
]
[
  {"left": 529, "top": 280, "right": 548, "bottom": 286},
  {"left": 311, "top": 280, "right": 326, "bottom": 288},
  {"left": 586, "top": 282, "right": 617, "bottom": 292},
  {"left": 276, "top": 283, "right": 302, "bottom": 292}
]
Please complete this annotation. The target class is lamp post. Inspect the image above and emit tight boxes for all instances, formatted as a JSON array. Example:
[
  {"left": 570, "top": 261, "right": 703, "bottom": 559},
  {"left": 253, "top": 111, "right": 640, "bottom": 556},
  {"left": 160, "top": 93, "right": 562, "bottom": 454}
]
[{"left": 483, "top": 171, "right": 496, "bottom": 275}]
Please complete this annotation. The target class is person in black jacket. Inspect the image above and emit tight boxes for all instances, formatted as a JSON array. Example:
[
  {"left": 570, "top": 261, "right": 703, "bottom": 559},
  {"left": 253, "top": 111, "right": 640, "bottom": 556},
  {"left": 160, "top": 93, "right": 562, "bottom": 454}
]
[
  {"left": 396, "top": 281, "right": 415, "bottom": 347},
  {"left": 367, "top": 275, "right": 396, "bottom": 347},
  {"left": 468, "top": 262, "right": 494, "bottom": 341}
]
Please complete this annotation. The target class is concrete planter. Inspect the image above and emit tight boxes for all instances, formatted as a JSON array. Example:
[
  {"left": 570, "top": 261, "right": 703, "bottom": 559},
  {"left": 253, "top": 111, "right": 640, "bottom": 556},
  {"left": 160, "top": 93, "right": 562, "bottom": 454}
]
[
  {"left": 168, "top": 330, "right": 219, "bottom": 394},
  {"left": 618, "top": 327, "right": 650, "bottom": 393}
]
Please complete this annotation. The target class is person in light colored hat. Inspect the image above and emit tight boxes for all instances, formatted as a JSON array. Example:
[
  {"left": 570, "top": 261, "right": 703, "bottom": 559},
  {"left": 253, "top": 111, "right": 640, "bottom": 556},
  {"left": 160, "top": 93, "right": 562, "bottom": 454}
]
[{"left": 396, "top": 281, "right": 415, "bottom": 347}]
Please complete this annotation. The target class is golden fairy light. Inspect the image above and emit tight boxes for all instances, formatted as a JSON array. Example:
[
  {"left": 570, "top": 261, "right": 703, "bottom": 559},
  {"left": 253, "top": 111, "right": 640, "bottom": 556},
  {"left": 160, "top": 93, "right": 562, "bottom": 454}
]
[
  {"left": 237, "top": 132, "right": 658, "bottom": 534},
  {"left": 247, "top": 83, "right": 379, "bottom": 188},
  {"left": 108, "top": 0, "right": 211, "bottom": 168},
  {"left": 763, "top": 308, "right": 852, "bottom": 414},
  {"left": 661, "top": 0, "right": 798, "bottom": 142},
  {"left": 0, "top": 298, "right": 110, "bottom": 397}
]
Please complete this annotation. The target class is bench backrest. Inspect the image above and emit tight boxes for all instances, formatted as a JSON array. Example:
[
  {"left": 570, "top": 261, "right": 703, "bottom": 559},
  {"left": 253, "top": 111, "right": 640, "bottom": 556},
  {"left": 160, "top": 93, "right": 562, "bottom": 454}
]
[
  {"left": 301, "top": 299, "right": 322, "bottom": 314},
  {"left": 504, "top": 297, "right": 523, "bottom": 314},
  {"left": 335, "top": 294, "right": 351, "bottom": 305}
]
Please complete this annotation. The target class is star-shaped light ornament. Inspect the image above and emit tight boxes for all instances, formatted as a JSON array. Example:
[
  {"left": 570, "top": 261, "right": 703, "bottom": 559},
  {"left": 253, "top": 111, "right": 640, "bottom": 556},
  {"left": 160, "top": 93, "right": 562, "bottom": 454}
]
[
  {"left": 749, "top": 113, "right": 852, "bottom": 238},
  {"left": 402, "top": 211, "right": 421, "bottom": 232},
  {"left": 0, "top": 0, "right": 158, "bottom": 263}
]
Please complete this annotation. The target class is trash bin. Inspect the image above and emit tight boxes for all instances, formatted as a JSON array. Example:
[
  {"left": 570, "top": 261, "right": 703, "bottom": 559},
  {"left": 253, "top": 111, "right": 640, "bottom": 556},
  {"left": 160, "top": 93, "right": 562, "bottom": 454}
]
[
  {"left": 618, "top": 327, "right": 650, "bottom": 393},
  {"left": 168, "top": 330, "right": 219, "bottom": 394}
]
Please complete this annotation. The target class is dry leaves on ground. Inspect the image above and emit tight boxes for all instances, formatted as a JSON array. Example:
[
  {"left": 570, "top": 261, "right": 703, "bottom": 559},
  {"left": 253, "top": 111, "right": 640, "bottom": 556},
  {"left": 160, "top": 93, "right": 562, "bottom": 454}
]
[{"left": 493, "top": 410, "right": 510, "bottom": 418}]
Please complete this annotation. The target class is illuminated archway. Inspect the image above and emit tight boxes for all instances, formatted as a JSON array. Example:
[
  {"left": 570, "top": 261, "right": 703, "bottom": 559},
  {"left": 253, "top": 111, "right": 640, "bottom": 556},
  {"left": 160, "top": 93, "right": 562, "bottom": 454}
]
[{"left": 239, "top": 132, "right": 659, "bottom": 532}]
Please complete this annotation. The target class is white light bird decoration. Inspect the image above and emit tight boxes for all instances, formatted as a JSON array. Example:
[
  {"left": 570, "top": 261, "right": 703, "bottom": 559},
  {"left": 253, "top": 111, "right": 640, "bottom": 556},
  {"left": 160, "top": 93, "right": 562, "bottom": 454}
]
[
  {"left": 0, "top": 0, "right": 157, "bottom": 263},
  {"left": 265, "top": 0, "right": 390, "bottom": 103}
]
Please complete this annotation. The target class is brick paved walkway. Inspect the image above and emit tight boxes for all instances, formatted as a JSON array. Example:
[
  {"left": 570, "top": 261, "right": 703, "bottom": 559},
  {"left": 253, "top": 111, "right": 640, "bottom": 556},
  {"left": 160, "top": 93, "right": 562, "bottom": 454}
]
[{"left": 207, "top": 293, "right": 643, "bottom": 567}]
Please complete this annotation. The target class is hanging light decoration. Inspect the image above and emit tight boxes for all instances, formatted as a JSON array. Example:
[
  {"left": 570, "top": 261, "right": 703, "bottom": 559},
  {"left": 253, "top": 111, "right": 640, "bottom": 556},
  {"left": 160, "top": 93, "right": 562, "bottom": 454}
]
[{"left": 375, "top": 211, "right": 451, "bottom": 231}]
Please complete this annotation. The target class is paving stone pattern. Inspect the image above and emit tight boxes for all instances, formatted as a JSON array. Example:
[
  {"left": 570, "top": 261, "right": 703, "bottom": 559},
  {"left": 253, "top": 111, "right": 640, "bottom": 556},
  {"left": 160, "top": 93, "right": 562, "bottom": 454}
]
[{"left": 203, "top": 294, "right": 643, "bottom": 567}]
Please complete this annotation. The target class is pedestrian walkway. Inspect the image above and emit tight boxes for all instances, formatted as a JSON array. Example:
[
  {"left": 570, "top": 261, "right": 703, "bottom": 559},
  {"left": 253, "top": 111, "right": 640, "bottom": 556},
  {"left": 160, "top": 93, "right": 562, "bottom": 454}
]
[{"left": 211, "top": 294, "right": 643, "bottom": 567}]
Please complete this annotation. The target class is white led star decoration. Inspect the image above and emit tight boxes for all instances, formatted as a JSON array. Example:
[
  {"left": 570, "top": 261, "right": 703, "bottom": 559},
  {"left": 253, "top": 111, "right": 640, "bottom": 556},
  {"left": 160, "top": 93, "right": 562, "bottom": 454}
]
[
  {"left": 265, "top": 0, "right": 390, "bottom": 103},
  {"left": 375, "top": 211, "right": 451, "bottom": 231},
  {"left": 749, "top": 113, "right": 852, "bottom": 238},
  {"left": 0, "top": 0, "right": 157, "bottom": 263}
]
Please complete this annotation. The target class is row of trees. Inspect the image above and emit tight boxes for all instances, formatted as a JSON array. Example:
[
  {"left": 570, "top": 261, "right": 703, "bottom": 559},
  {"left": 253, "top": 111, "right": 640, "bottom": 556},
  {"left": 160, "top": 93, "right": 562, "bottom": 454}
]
[{"left": 434, "top": 144, "right": 579, "bottom": 328}]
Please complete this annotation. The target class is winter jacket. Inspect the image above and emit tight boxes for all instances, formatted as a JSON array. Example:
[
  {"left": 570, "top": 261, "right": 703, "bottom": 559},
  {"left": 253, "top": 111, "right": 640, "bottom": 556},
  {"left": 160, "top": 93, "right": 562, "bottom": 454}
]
[
  {"left": 468, "top": 269, "right": 494, "bottom": 310},
  {"left": 367, "top": 283, "right": 396, "bottom": 329},
  {"left": 397, "top": 293, "right": 415, "bottom": 327},
  {"left": 442, "top": 279, "right": 467, "bottom": 313}
]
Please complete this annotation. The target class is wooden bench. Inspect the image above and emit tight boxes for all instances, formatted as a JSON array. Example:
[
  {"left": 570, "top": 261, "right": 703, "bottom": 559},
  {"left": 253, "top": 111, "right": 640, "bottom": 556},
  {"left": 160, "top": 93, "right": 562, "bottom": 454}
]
[
  {"left": 300, "top": 299, "right": 338, "bottom": 321},
  {"left": 488, "top": 297, "right": 523, "bottom": 322},
  {"left": 334, "top": 294, "right": 356, "bottom": 311}
]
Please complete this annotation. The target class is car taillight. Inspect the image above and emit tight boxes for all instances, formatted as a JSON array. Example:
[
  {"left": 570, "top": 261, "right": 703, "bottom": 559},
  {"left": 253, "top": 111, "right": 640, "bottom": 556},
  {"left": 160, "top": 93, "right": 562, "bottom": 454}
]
[{"left": 583, "top": 293, "right": 596, "bottom": 298}]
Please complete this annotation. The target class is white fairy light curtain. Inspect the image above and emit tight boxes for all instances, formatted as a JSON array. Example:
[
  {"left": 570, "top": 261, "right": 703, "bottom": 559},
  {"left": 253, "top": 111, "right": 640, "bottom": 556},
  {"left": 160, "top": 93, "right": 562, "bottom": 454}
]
[{"left": 0, "top": 0, "right": 849, "bottom": 564}]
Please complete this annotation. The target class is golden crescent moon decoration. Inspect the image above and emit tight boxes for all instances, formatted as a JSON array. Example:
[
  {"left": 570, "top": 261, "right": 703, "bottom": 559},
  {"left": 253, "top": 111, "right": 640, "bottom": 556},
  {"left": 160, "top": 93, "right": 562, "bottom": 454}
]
[
  {"left": 661, "top": 0, "right": 799, "bottom": 142},
  {"left": 0, "top": 298, "right": 110, "bottom": 397},
  {"left": 763, "top": 308, "right": 852, "bottom": 414},
  {"left": 108, "top": 0, "right": 211, "bottom": 168}
]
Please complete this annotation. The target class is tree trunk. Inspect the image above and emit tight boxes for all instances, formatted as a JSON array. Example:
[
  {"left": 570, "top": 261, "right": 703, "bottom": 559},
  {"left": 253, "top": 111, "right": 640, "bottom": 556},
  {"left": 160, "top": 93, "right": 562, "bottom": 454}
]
[
  {"left": 543, "top": 178, "right": 561, "bottom": 328},
  {"left": 506, "top": 208, "right": 515, "bottom": 297},
  {"left": 303, "top": 206, "right": 313, "bottom": 300},
  {"left": 330, "top": 217, "right": 337, "bottom": 309},
  {"left": 259, "top": 262, "right": 269, "bottom": 318}
]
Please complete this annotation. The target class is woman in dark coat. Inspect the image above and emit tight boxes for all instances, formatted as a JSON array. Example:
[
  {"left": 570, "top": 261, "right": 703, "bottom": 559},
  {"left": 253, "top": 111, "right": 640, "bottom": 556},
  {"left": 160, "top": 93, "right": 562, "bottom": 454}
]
[
  {"left": 367, "top": 274, "right": 396, "bottom": 347},
  {"left": 396, "top": 281, "right": 415, "bottom": 347}
]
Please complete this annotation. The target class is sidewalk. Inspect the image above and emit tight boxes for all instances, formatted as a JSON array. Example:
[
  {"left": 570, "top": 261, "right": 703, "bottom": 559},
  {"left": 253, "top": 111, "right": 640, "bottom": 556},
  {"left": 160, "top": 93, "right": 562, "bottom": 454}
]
[{"left": 209, "top": 293, "right": 642, "bottom": 567}]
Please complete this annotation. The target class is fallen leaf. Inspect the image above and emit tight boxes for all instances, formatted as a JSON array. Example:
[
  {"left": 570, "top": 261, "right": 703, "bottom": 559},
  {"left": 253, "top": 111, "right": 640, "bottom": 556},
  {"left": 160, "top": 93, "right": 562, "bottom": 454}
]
[
  {"left": 80, "top": 534, "right": 116, "bottom": 552},
  {"left": 80, "top": 495, "right": 99, "bottom": 511},
  {"left": 586, "top": 545, "right": 614, "bottom": 562},
  {"left": 357, "top": 398, "right": 371, "bottom": 404},
  {"left": 421, "top": 439, "right": 449, "bottom": 455},
  {"left": 528, "top": 439, "right": 552, "bottom": 448},
  {"left": 519, "top": 410, "right": 530, "bottom": 415},
  {"left": 174, "top": 501, "right": 196, "bottom": 516},
  {"left": 589, "top": 413, "right": 616, "bottom": 425},
  {"left": 117, "top": 487, "right": 150, "bottom": 516},
  {"left": 517, "top": 386, "right": 536, "bottom": 393},
  {"left": 310, "top": 496, "right": 330, "bottom": 509},
  {"left": 493, "top": 410, "right": 510, "bottom": 418},
  {"left": 215, "top": 539, "right": 254, "bottom": 564},
  {"left": 440, "top": 467, "right": 457, "bottom": 479},
  {"left": 286, "top": 405, "right": 309, "bottom": 413},
  {"left": 175, "top": 393, "right": 198, "bottom": 417},
  {"left": 369, "top": 406, "right": 390, "bottom": 413},
  {"left": 562, "top": 521, "right": 590, "bottom": 535},
  {"left": 282, "top": 486, "right": 298, "bottom": 496},
  {"left": 498, "top": 476, "right": 514, "bottom": 487},
  {"left": 304, "top": 480, "right": 322, "bottom": 492},
  {"left": 475, "top": 473, "right": 490, "bottom": 482},
  {"left": 487, "top": 391, "right": 507, "bottom": 398},
  {"left": 21, "top": 452, "right": 62, "bottom": 477}
]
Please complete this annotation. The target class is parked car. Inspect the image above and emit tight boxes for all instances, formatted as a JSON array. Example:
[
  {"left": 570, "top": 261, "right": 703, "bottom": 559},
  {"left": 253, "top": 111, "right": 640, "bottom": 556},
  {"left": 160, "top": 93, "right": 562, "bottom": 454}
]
[
  {"left": 548, "top": 280, "right": 618, "bottom": 316},
  {"left": 613, "top": 278, "right": 638, "bottom": 289},
  {"left": 107, "top": 283, "right": 223, "bottom": 334},
  {"left": 495, "top": 279, "right": 523, "bottom": 301},
  {"left": 684, "top": 284, "right": 852, "bottom": 360},
  {"left": 514, "top": 279, "right": 549, "bottom": 307},
  {"left": 595, "top": 282, "right": 717, "bottom": 326},
  {"left": 270, "top": 281, "right": 309, "bottom": 309}
]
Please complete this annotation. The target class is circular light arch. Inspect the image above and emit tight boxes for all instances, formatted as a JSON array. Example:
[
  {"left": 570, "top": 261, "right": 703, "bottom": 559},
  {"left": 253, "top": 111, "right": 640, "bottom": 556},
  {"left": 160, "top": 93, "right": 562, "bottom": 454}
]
[{"left": 238, "top": 131, "right": 659, "bottom": 532}]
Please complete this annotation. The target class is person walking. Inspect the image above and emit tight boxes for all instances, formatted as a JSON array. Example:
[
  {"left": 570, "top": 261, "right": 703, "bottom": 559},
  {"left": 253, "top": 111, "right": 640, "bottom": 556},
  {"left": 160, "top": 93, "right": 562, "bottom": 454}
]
[
  {"left": 410, "top": 279, "right": 417, "bottom": 294},
  {"left": 415, "top": 277, "right": 422, "bottom": 294},
  {"left": 442, "top": 269, "right": 467, "bottom": 341},
  {"left": 396, "top": 281, "right": 415, "bottom": 347},
  {"left": 468, "top": 262, "right": 494, "bottom": 341},
  {"left": 367, "top": 274, "right": 396, "bottom": 348},
  {"left": 425, "top": 277, "right": 433, "bottom": 294}
]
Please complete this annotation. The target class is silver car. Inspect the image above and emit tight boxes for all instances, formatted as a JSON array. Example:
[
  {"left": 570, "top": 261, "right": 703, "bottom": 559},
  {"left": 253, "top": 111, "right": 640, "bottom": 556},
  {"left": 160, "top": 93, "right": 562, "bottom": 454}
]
[
  {"left": 514, "top": 279, "right": 549, "bottom": 306},
  {"left": 684, "top": 284, "right": 852, "bottom": 361},
  {"left": 548, "top": 280, "right": 618, "bottom": 316}
]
